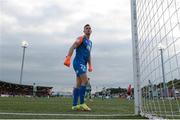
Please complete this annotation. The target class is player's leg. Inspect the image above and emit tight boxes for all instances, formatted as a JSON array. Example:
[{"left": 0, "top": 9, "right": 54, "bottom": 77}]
[
  {"left": 79, "top": 73, "right": 91, "bottom": 111},
  {"left": 85, "top": 91, "right": 89, "bottom": 101},
  {"left": 89, "top": 91, "right": 93, "bottom": 102},
  {"left": 87, "top": 91, "right": 90, "bottom": 100},
  {"left": 72, "top": 60, "right": 81, "bottom": 110},
  {"left": 72, "top": 77, "right": 81, "bottom": 110},
  {"left": 88, "top": 92, "right": 90, "bottom": 99},
  {"left": 84, "top": 91, "right": 87, "bottom": 101},
  {"left": 85, "top": 89, "right": 89, "bottom": 101},
  {"left": 79, "top": 73, "right": 88, "bottom": 104}
]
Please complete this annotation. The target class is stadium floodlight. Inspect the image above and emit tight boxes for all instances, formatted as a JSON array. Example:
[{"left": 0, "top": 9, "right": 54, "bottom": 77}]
[
  {"left": 157, "top": 43, "right": 166, "bottom": 50},
  {"left": 21, "top": 41, "right": 29, "bottom": 48},
  {"left": 19, "top": 41, "right": 29, "bottom": 85},
  {"left": 158, "top": 43, "right": 167, "bottom": 98}
]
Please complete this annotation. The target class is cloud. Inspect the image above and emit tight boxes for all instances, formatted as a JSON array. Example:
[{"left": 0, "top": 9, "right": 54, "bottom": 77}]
[{"left": 0, "top": 0, "right": 133, "bottom": 92}]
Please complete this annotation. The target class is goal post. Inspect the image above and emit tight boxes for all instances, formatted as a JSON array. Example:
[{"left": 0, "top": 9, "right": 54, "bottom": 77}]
[{"left": 130, "top": 0, "right": 142, "bottom": 115}]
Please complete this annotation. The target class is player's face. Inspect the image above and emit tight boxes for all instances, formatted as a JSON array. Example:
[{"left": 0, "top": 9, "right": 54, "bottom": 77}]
[{"left": 84, "top": 26, "right": 92, "bottom": 36}]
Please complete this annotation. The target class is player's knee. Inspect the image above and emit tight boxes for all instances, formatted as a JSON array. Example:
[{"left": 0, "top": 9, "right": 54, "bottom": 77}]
[
  {"left": 81, "top": 82, "right": 86, "bottom": 86},
  {"left": 76, "top": 82, "right": 81, "bottom": 88},
  {"left": 79, "top": 74, "right": 88, "bottom": 85},
  {"left": 82, "top": 79, "right": 88, "bottom": 85}
]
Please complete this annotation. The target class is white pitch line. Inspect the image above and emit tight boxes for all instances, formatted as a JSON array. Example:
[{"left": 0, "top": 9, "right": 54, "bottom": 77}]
[{"left": 0, "top": 112, "right": 135, "bottom": 116}]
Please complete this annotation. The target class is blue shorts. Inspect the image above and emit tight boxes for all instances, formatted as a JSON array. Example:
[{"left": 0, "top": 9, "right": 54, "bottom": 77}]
[{"left": 73, "top": 60, "right": 87, "bottom": 77}]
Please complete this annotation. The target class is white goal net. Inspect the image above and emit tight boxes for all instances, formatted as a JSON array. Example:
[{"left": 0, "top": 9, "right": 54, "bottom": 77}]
[{"left": 131, "top": 0, "right": 180, "bottom": 119}]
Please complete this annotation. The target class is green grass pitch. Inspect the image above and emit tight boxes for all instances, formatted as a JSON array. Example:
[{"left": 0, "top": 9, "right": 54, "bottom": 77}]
[{"left": 0, "top": 97, "right": 146, "bottom": 119}]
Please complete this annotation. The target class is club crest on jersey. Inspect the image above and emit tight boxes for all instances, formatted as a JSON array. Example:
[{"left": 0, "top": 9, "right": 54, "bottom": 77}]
[
  {"left": 86, "top": 45, "right": 91, "bottom": 51},
  {"left": 86, "top": 42, "right": 92, "bottom": 51}
]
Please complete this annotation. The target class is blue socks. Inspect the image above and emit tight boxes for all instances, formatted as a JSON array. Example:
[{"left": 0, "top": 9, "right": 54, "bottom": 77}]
[
  {"left": 72, "top": 85, "right": 86, "bottom": 106},
  {"left": 79, "top": 85, "right": 86, "bottom": 104},
  {"left": 73, "top": 88, "right": 79, "bottom": 106}
]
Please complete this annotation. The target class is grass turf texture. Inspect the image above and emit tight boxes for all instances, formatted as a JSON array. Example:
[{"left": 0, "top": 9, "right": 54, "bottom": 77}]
[{"left": 0, "top": 97, "right": 146, "bottom": 119}]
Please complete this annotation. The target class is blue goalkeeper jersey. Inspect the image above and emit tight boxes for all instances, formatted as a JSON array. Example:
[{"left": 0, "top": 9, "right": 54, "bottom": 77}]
[
  {"left": 74, "top": 37, "right": 92, "bottom": 64},
  {"left": 73, "top": 36, "right": 92, "bottom": 76}
]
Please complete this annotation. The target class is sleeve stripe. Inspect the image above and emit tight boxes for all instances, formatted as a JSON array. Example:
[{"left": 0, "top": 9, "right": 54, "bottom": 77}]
[{"left": 76, "top": 36, "right": 84, "bottom": 44}]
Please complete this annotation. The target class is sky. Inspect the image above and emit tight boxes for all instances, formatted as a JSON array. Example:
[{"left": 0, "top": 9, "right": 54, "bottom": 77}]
[{"left": 0, "top": 0, "right": 133, "bottom": 92}]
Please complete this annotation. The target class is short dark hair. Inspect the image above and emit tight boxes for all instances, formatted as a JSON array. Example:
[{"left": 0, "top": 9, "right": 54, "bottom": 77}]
[{"left": 84, "top": 24, "right": 90, "bottom": 29}]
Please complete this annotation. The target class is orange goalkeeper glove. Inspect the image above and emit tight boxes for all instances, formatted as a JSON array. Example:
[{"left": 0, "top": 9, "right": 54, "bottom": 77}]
[{"left": 64, "top": 56, "right": 71, "bottom": 67}]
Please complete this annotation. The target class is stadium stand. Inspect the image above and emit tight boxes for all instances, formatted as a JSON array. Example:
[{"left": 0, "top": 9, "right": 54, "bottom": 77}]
[{"left": 0, "top": 80, "right": 52, "bottom": 97}]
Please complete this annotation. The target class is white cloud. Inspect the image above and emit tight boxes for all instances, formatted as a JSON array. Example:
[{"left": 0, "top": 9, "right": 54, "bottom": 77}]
[
  {"left": 1, "top": 0, "right": 131, "bottom": 43},
  {"left": 0, "top": 12, "right": 17, "bottom": 26},
  {"left": 0, "top": 0, "right": 133, "bottom": 91},
  {"left": 3, "top": 0, "right": 49, "bottom": 17}
]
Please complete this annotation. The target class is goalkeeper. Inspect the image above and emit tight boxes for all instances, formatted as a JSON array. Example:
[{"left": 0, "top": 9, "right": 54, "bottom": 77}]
[{"left": 64, "top": 24, "right": 93, "bottom": 111}]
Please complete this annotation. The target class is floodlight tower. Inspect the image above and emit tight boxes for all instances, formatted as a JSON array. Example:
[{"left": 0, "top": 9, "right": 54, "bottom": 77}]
[
  {"left": 158, "top": 43, "right": 166, "bottom": 97},
  {"left": 19, "top": 41, "right": 29, "bottom": 85}
]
